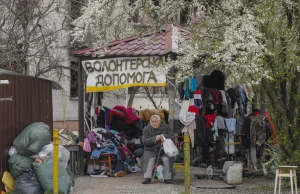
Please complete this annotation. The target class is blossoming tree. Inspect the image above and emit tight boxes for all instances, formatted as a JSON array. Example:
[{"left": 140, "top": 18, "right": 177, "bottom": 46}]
[{"left": 72, "top": 0, "right": 300, "bottom": 162}]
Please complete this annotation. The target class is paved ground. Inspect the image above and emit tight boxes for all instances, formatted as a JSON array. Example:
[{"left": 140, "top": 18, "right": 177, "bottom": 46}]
[{"left": 71, "top": 172, "right": 296, "bottom": 194}]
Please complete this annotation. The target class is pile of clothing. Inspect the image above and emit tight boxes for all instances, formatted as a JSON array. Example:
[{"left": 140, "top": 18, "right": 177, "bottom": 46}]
[
  {"left": 96, "top": 105, "right": 143, "bottom": 138},
  {"left": 85, "top": 105, "right": 170, "bottom": 176},
  {"left": 83, "top": 128, "right": 143, "bottom": 176}
]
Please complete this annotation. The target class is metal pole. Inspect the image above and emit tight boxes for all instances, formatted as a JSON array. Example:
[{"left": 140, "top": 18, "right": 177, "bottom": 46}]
[
  {"left": 53, "top": 129, "right": 59, "bottom": 194},
  {"left": 78, "top": 59, "right": 85, "bottom": 175},
  {"left": 184, "top": 133, "right": 191, "bottom": 194},
  {"left": 167, "top": 65, "right": 176, "bottom": 134}
]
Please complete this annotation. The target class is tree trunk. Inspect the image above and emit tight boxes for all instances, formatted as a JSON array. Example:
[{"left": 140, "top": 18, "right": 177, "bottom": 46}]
[
  {"left": 144, "top": 87, "right": 159, "bottom": 109},
  {"left": 127, "top": 86, "right": 139, "bottom": 107},
  {"left": 287, "top": 71, "right": 300, "bottom": 137},
  {"left": 260, "top": 78, "right": 266, "bottom": 115},
  {"left": 263, "top": 80, "right": 287, "bottom": 128}
]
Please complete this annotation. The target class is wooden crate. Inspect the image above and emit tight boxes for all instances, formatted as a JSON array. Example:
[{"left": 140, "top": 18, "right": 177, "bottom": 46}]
[{"left": 64, "top": 145, "right": 82, "bottom": 175}]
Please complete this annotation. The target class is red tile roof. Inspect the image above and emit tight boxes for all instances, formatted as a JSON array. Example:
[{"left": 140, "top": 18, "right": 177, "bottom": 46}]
[{"left": 73, "top": 24, "right": 190, "bottom": 58}]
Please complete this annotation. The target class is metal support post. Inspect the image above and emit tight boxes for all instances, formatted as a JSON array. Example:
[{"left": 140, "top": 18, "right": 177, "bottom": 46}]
[
  {"left": 78, "top": 59, "right": 85, "bottom": 175},
  {"left": 167, "top": 66, "right": 176, "bottom": 133},
  {"left": 53, "top": 129, "right": 59, "bottom": 194}
]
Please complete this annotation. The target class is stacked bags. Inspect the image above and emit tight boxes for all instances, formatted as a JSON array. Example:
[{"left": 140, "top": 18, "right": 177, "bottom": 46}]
[{"left": 7, "top": 122, "right": 73, "bottom": 194}]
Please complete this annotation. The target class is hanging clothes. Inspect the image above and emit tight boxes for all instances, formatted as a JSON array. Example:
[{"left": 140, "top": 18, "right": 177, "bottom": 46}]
[
  {"left": 189, "top": 78, "right": 197, "bottom": 92},
  {"left": 216, "top": 116, "right": 226, "bottom": 130},
  {"left": 235, "top": 86, "right": 247, "bottom": 114},
  {"left": 219, "top": 90, "right": 227, "bottom": 105},
  {"left": 247, "top": 115, "right": 265, "bottom": 167},
  {"left": 188, "top": 90, "right": 203, "bottom": 115},
  {"left": 203, "top": 88, "right": 213, "bottom": 102},
  {"left": 183, "top": 79, "right": 190, "bottom": 99},
  {"left": 203, "top": 70, "right": 225, "bottom": 90},
  {"left": 182, "top": 120, "right": 196, "bottom": 147},
  {"left": 195, "top": 74, "right": 204, "bottom": 88},
  {"left": 204, "top": 113, "right": 217, "bottom": 128},
  {"left": 241, "top": 116, "right": 252, "bottom": 148},
  {"left": 212, "top": 119, "right": 218, "bottom": 141},
  {"left": 225, "top": 92, "right": 234, "bottom": 118},
  {"left": 227, "top": 88, "right": 244, "bottom": 116},
  {"left": 225, "top": 118, "right": 236, "bottom": 133},
  {"left": 179, "top": 82, "right": 185, "bottom": 101},
  {"left": 250, "top": 115, "right": 266, "bottom": 147},
  {"left": 208, "top": 88, "right": 223, "bottom": 104},
  {"left": 194, "top": 115, "right": 206, "bottom": 146},
  {"left": 212, "top": 116, "right": 225, "bottom": 141},
  {"left": 183, "top": 78, "right": 197, "bottom": 100},
  {"left": 179, "top": 106, "right": 196, "bottom": 126},
  {"left": 224, "top": 118, "right": 236, "bottom": 154},
  {"left": 240, "top": 83, "right": 254, "bottom": 101},
  {"left": 235, "top": 116, "right": 244, "bottom": 136},
  {"left": 179, "top": 105, "right": 196, "bottom": 147}
]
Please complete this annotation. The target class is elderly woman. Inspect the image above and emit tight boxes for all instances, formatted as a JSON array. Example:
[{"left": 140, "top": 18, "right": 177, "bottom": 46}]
[{"left": 141, "top": 114, "right": 174, "bottom": 184}]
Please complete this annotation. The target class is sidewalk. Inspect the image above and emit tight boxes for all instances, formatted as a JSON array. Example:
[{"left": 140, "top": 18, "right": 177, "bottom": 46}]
[
  {"left": 71, "top": 172, "right": 280, "bottom": 194},
  {"left": 71, "top": 173, "right": 183, "bottom": 194}
]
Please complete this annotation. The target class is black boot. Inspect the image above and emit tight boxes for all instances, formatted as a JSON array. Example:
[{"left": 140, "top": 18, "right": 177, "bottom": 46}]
[
  {"left": 142, "top": 178, "right": 151, "bottom": 184},
  {"left": 164, "top": 179, "right": 173, "bottom": 184}
]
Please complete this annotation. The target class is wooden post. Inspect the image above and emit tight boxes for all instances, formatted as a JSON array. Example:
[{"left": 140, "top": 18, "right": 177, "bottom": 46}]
[{"left": 184, "top": 133, "right": 191, "bottom": 194}]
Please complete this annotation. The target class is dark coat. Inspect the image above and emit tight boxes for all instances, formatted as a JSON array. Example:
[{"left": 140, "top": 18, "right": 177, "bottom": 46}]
[{"left": 141, "top": 123, "right": 175, "bottom": 173}]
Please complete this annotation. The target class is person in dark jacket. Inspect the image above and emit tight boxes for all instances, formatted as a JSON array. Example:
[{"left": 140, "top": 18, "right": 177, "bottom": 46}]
[{"left": 141, "top": 114, "right": 174, "bottom": 184}]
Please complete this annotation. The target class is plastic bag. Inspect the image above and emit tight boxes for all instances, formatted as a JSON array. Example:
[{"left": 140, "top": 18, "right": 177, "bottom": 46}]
[
  {"left": 13, "top": 122, "right": 51, "bottom": 156},
  {"left": 14, "top": 169, "right": 44, "bottom": 194},
  {"left": 162, "top": 135, "right": 179, "bottom": 157},
  {"left": 66, "top": 167, "right": 75, "bottom": 192},
  {"left": 8, "top": 154, "right": 34, "bottom": 178},
  {"left": 32, "top": 143, "right": 70, "bottom": 168},
  {"left": 33, "top": 158, "right": 71, "bottom": 194},
  {"left": 83, "top": 138, "right": 91, "bottom": 152},
  {"left": 2, "top": 171, "right": 15, "bottom": 191},
  {"left": 156, "top": 165, "right": 164, "bottom": 180},
  {"left": 8, "top": 146, "right": 17, "bottom": 157}
]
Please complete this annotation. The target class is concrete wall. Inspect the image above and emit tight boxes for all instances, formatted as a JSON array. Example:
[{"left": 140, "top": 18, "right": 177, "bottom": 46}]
[{"left": 130, "top": 94, "right": 169, "bottom": 110}]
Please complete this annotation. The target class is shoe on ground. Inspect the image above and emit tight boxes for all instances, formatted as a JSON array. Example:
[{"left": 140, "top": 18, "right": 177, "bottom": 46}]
[
  {"left": 114, "top": 171, "right": 126, "bottom": 177},
  {"left": 164, "top": 179, "right": 173, "bottom": 184},
  {"left": 142, "top": 178, "right": 151, "bottom": 184}
]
